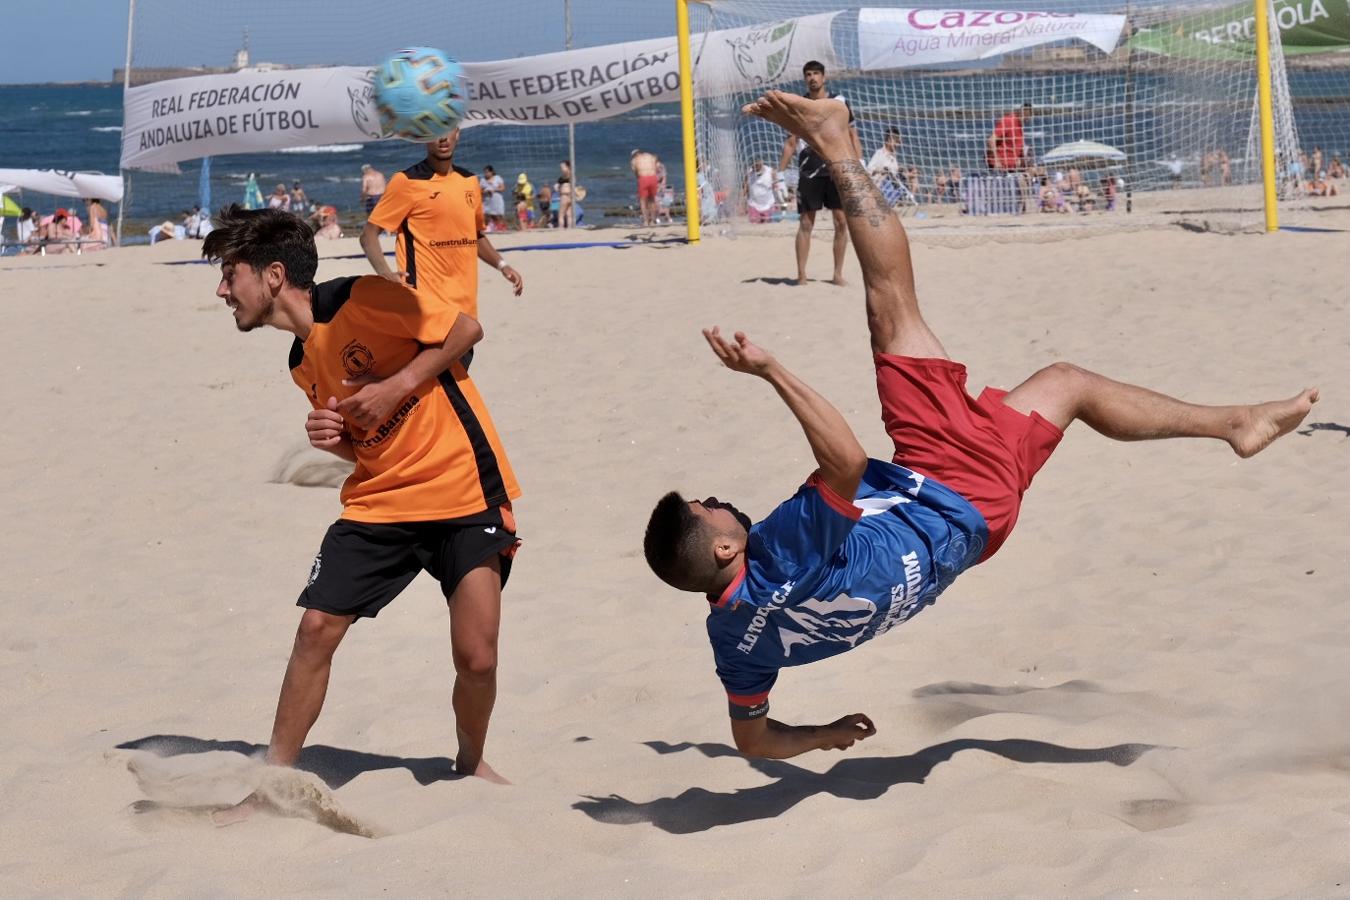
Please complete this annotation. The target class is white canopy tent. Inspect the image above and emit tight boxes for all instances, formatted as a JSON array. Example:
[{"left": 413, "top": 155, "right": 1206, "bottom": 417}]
[{"left": 0, "top": 169, "right": 125, "bottom": 203}]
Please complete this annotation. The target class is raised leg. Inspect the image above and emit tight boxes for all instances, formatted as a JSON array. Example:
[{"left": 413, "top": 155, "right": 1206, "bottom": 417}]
[
  {"left": 1002, "top": 361, "right": 1318, "bottom": 458},
  {"left": 829, "top": 208, "right": 849, "bottom": 287},
  {"left": 794, "top": 208, "right": 815, "bottom": 284},
  {"left": 449, "top": 556, "right": 509, "bottom": 783},
  {"left": 745, "top": 91, "right": 945, "bottom": 359}
]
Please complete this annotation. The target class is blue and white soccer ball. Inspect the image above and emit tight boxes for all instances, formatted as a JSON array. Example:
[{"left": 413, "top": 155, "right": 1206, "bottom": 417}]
[{"left": 372, "top": 47, "right": 468, "bottom": 141}]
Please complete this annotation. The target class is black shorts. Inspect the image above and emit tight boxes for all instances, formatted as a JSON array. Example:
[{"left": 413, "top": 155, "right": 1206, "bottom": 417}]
[
  {"left": 797, "top": 173, "right": 841, "bottom": 213},
  {"left": 298, "top": 507, "right": 519, "bottom": 619}
]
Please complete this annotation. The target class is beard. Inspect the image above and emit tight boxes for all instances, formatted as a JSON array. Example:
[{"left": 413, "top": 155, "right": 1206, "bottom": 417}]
[{"left": 234, "top": 297, "right": 274, "bottom": 332}]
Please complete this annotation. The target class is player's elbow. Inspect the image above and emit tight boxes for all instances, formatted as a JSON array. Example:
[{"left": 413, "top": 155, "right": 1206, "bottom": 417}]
[{"left": 457, "top": 314, "right": 484, "bottom": 347}]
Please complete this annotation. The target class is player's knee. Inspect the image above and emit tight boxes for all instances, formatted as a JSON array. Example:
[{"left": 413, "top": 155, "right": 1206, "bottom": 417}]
[
  {"left": 294, "top": 610, "right": 346, "bottom": 657},
  {"left": 454, "top": 643, "right": 498, "bottom": 680},
  {"left": 1039, "top": 361, "right": 1089, "bottom": 390}
]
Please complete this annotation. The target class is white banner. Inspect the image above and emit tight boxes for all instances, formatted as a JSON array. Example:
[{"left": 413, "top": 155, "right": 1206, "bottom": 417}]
[
  {"left": 120, "top": 67, "right": 379, "bottom": 170},
  {"left": 0, "top": 168, "right": 124, "bottom": 202},
  {"left": 120, "top": 12, "right": 840, "bottom": 169},
  {"left": 462, "top": 12, "right": 839, "bottom": 126},
  {"left": 858, "top": 8, "right": 1125, "bottom": 70}
]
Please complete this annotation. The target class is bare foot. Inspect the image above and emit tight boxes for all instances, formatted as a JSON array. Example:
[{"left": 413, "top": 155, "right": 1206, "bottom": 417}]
[
  {"left": 457, "top": 754, "right": 510, "bottom": 784},
  {"left": 742, "top": 91, "right": 853, "bottom": 159},
  {"left": 1229, "top": 387, "right": 1319, "bottom": 458},
  {"left": 828, "top": 275, "right": 848, "bottom": 287},
  {"left": 210, "top": 792, "right": 269, "bottom": 827}
]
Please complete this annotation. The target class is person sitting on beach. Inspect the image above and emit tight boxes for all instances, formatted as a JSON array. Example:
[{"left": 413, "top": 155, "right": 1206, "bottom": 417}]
[
  {"left": 83, "top": 198, "right": 113, "bottom": 249},
  {"left": 17, "top": 207, "right": 37, "bottom": 245},
  {"left": 1038, "top": 177, "right": 1068, "bottom": 214},
  {"left": 1100, "top": 176, "right": 1118, "bottom": 211},
  {"left": 314, "top": 205, "right": 342, "bottom": 239},
  {"left": 203, "top": 205, "right": 523, "bottom": 822},
  {"left": 642, "top": 91, "right": 1318, "bottom": 760},
  {"left": 1074, "top": 182, "right": 1095, "bottom": 212},
  {"left": 1329, "top": 155, "right": 1345, "bottom": 180}
]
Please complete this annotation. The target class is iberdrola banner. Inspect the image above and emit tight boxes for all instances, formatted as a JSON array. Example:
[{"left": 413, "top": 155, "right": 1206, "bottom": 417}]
[
  {"left": 1129, "top": 0, "right": 1350, "bottom": 59},
  {"left": 858, "top": 8, "right": 1126, "bottom": 70},
  {"left": 121, "top": 12, "right": 840, "bottom": 170}
]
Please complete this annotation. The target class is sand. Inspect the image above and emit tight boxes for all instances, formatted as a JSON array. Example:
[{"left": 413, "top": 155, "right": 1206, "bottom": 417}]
[{"left": 1, "top": 210, "right": 1347, "bottom": 897}]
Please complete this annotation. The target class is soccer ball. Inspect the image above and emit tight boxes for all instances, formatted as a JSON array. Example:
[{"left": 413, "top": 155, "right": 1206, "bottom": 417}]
[{"left": 372, "top": 47, "right": 468, "bottom": 141}]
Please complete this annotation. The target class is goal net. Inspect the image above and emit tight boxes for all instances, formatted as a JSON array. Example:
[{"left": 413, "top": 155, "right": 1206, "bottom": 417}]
[{"left": 686, "top": 0, "right": 1313, "bottom": 235}]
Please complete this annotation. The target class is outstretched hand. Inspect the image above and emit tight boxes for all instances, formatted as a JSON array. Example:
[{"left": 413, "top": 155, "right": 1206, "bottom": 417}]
[{"left": 703, "top": 326, "right": 776, "bottom": 377}]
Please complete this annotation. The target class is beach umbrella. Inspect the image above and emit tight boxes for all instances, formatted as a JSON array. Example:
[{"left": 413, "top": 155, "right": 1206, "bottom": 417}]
[
  {"left": 1042, "top": 140, "right": 1126, "bottom": 168},
  {"left": 1, "top": 194, "right": 20, "bottom": 218}
]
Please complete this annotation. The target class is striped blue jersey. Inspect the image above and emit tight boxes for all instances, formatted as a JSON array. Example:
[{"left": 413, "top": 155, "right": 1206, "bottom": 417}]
[{"left": 707, "top": 459, "right": 989, "bottom": 719}]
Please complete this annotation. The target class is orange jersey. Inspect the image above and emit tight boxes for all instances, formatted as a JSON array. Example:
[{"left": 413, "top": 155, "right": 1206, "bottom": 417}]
[
  {"left": 289, "top": 276, "right": 519, "bottom": 523},
  {"left": 368, "top": 161, "right": 485, "bottom": 319}
]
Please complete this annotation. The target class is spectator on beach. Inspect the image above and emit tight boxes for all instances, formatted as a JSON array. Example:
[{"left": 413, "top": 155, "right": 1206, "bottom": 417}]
[
  {"left": 268, "top": 183, "right": 291, "bottom": 211},
  {"left": 514, "top": 173, "right": 534, "bottom": 229},
  {"left": 16, "top": 207, "right": 37, "bottom": 244},
  {"left": 655, "top": 159, "right": 674, "bottom": 225},
  {"left": 1219, "top": 150, "right": 1232, "bottom": 186},
  {"left": 1166, "top": 158, "right": 1183, "bottom": 188},
  {"left": 631, "top": 149, "right": 661, "bottom": 226},
  {"left": 1100, "top": 175, "right": 1118, "bottom": 211},
  {"left": 1311, "top": 146, "right": 1323, "bottom": 181},
  {"left": 536, "top": 184, "right": 554, "bottom": 227},
  {"left": 1329, "top": 155, "right": 1345, "bottom": 180},
  {"left": 360, "top": 164, "right": 386, "bottom": 215},
  {"left": 481, "top": 165, "right": 507, "bottom": 232},
  {"left": 1308, "top": 171, "right": 1340, "bottom": 197},
  {"left": 290, "top": 182, "right": 309, "bottom": 216},
  {"left": 747, "top": 159, "right": 778, "bottom": 224},
  {"left": 557, "top": 160, "right": 575, "bottom": 229},
  {"left": 865, "top": 127, "right": 902, "bottom": 195},
  {"left": 314, "top": 205, "right": 342, "bottom": 239},
  {"left": 1074, "top": 182, "right": 1096, "bottom": 212},
  {"left": 1039, "top": 177, "right": 1068, "bottom": 214},
  {"left": 83, "top": 198, "right": 115, "bottom": 248},
  {"left": 986, "top": 102, "right": 1031, "bottom": 172}
]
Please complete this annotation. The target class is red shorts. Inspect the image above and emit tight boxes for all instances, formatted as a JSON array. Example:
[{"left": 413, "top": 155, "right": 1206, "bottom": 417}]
[
  {"left": 637, "top": 175, "right": 659, "bottom": 201},
  {"left": 875, "top": 354, "right": 1063, "bottom": 561}
]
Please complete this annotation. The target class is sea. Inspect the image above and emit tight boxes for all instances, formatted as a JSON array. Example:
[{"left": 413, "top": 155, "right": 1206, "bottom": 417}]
[{"left": 1, "top": 77, "right": 1346, "bottom": 244}]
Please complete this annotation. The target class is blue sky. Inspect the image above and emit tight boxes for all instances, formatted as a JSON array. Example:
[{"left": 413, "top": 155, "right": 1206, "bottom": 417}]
[
  {"left": 1, "top": 2, "right": 130, "bottom": 84},
  {"left": 0, "top": 1, "right": 678, "bottom": 85}
]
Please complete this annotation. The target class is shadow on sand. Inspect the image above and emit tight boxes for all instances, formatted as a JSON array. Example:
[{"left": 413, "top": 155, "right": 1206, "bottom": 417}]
[
  {"left": 116, "top": 734, "right": 457, "bottom": 790},
  {"left": 574, "top": 738, "right": 1158, "bottom": 834}
]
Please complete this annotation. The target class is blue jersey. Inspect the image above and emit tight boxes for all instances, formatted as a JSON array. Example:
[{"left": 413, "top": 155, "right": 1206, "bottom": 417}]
[{"left": 707, "top": 460, "right": 989, "bottom": 719}]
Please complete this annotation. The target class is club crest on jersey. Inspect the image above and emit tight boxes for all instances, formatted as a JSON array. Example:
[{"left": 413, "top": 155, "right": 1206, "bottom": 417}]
[
  {"left": 465, "top": 190, "right": 476, "bottom": 207},
  {"left": 341, "top": 339, "right": 375, "bottom": 378}
]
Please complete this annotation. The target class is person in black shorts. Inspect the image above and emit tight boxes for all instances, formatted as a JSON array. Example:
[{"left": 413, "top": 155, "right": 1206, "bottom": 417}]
[
  {"left": 202, "top": 207, "right": 523, "bottom": 821},
  {"left": 775, "top": 60, "right": 863, "bottom": 287}
]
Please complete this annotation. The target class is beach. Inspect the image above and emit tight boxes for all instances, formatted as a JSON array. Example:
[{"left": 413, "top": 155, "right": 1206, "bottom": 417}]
[{"left": 1, "top": 215, "right": 1347, "bottom": 896}]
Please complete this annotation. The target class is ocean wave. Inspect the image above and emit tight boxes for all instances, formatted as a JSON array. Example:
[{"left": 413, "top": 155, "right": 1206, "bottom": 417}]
[
  {"left": 91, "top": 126, "right": 123, "bottom": 133},
  {"left": 278, "top": 144, "right": 364, "bottom": 154},
  {"left": 64, "top": 110, "right": 93, "bottom": 116}
]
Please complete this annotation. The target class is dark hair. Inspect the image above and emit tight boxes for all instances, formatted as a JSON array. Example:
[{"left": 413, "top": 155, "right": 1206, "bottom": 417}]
[
  {"left": 21, "top": 206, "right": 32, "bottom": 217},
  {"left": 1021, "top": 101, "right": 1033, "bottom": 111},
  {"left": 644, "top": 491, "right": 716, "bottom": 592},
  {"left": 484, "top": 165, "right": 495, "bottom": 174},
  {"left": 885, "top": 126, "right": 901, "bottom": 139},
  {"left": 802, "top": 60, "right": 825, "bottom": 75},
  {"left": 202, "top": 204, "right": 318, "bottom": 288}
]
